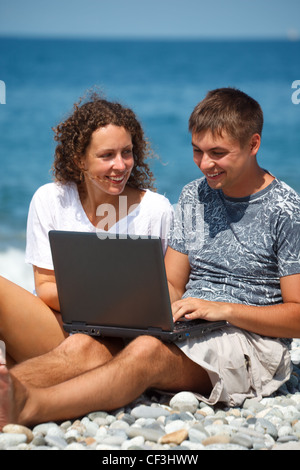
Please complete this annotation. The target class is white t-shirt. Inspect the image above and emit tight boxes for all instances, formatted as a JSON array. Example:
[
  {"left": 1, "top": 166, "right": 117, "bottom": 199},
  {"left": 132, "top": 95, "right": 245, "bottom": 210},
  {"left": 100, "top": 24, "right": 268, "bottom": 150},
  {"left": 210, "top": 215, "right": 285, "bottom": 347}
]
[{"left": 25, "top": 182, "right": 174, "bottom": 270}]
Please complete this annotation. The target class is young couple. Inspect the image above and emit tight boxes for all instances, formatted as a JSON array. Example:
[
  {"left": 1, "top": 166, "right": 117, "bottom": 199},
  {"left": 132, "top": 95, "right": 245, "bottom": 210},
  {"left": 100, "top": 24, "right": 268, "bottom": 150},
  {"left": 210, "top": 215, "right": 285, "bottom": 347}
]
[{"left": 0, "top": 87, "right": 300, "bottom": 429}]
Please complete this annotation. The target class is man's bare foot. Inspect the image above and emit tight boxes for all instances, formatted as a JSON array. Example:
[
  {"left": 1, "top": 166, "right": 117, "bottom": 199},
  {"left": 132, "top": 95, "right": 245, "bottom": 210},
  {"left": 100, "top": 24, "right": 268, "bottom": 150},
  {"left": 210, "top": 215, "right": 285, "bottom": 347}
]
[
  {"left": 0, "top": 360, "right": 30, "bottom": 431},
  {"left": 0, "top": 365, "right": 14, "bottom": 430}
]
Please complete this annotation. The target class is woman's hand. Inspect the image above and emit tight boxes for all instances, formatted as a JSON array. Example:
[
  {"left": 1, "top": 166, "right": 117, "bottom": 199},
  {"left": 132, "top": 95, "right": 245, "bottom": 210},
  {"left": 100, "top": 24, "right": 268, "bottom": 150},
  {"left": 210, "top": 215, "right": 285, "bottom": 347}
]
[{"left": 172, "top": 297, "right": 231, "bottom": 323}]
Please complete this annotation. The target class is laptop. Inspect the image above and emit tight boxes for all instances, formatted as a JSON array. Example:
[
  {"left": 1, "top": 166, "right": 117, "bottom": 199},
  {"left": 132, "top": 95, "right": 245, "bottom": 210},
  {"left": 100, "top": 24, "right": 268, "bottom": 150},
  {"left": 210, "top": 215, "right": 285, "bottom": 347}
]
[{"left": 49, "top": 231, "right": 226, "bottom": 342}]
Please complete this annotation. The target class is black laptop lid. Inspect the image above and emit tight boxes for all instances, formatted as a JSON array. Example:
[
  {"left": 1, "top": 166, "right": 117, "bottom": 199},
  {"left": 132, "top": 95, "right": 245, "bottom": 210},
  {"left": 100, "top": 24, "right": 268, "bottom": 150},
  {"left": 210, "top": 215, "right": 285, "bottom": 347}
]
[{"left": 49, "top": 231, "right": 174, "bottom": 331}]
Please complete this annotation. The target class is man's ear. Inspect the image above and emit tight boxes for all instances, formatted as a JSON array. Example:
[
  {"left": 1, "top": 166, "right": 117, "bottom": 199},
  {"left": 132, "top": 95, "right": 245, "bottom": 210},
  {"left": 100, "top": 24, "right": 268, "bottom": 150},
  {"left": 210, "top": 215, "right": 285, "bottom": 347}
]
[{"left": 249, "top": 133, "right": 261, "bottom": 155}]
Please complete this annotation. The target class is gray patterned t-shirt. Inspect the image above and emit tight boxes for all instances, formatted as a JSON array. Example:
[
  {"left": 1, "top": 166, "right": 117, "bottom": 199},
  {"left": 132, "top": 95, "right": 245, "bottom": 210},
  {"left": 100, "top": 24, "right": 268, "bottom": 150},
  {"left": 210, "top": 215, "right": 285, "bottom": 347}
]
[{"left": 169, "top": 177, "right": 300, "bottom": 306}]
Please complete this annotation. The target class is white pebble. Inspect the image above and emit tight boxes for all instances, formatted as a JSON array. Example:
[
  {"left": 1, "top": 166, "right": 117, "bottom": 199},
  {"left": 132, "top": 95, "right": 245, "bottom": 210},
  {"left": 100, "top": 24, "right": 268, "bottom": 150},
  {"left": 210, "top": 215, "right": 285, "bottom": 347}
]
[
  {"left": 0, "top": 433, "right": 27, "bottom": 450},
  {"left": 121, "top": 436, "right": 145, "bottom": 450},
  {"left": 46, "top": 426, "right": 66, "bottom": 439},
  {"left": 64, "top": 442, "right": 87, "bottom": 450},
  {"left": 170, "top": 392, "right": 199, "bottom": 413},
  {"left": 200, "top": 405, "right": 215, "bottom": 416},
  {"left": 165, "top": 420, "right": 189, "bottom": 434},
  {"left": 32, "top": 422, "right": 59, "bottom": 435},
  {"left": 277, "top": 425, "right": 293, "bottom": 438}
]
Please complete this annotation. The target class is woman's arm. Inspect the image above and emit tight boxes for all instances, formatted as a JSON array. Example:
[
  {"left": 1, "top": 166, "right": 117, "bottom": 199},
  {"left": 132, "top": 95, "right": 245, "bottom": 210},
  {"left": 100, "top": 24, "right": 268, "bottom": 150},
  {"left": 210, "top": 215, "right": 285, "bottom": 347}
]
[
  {"left": 172, "top": 273, "right": 300, "bottom": 338},
  {"left": 33, "top": 266, "right": 60, "bottom": 312}
]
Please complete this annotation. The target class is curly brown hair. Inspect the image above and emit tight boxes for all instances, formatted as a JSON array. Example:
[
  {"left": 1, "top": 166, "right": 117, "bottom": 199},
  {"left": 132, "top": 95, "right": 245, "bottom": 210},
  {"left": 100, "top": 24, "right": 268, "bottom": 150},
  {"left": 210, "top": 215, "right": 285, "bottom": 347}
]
[{"left": 52, "top": 91, "right": 155, "bottom": 190}]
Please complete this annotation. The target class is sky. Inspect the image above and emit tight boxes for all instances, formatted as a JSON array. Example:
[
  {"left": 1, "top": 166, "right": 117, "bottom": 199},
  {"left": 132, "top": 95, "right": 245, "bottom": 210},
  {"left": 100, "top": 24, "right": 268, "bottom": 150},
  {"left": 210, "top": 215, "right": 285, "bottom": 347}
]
[{"left": 0, "top": 0, "right": 299, "bottom": 40}]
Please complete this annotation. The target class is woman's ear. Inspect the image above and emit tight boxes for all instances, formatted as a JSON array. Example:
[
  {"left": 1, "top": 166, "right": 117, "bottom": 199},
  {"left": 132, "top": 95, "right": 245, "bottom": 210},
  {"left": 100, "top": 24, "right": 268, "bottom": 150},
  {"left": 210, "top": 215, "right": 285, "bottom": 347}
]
[
  {"left": 75, "top": 155, "right": 86, "bottom": 173},
  {"left": 75, "top": 156, "right": 86, "bottom": 182}
]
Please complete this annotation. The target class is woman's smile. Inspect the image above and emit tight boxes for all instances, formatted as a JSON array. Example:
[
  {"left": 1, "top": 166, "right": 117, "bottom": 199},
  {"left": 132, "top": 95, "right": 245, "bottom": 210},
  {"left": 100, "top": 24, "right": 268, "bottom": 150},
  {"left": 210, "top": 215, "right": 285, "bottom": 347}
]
[{"left": 83, "top": 124, "right": 134, "bottom": 197}]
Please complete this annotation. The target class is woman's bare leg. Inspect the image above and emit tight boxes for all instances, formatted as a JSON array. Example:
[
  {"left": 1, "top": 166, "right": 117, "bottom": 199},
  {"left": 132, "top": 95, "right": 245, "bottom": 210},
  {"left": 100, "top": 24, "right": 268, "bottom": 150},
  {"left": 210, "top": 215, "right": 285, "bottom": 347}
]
[{"left": 0, "top": 276, "right": 66, "bottom": 365}]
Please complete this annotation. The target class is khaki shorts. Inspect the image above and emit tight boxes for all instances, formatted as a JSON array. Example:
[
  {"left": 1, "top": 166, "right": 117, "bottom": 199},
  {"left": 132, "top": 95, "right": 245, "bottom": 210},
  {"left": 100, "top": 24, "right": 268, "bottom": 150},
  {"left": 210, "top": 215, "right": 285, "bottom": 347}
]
[{"left": 177, "top": 326, "right": 292, "bottom": 407}]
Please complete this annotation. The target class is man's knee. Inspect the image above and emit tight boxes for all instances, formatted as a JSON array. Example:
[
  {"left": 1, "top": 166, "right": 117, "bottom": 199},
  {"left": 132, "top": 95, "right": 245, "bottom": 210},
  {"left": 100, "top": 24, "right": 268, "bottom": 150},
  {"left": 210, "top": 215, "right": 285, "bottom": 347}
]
[
  {"left": 57, "top": 333, "right": 124, "bottom": 362},
  {"left": 57, "top": 333, "right": 97, "bottom": 358},
  {"left": 127, "top": 335, "right": 167, "bottom": 362}
]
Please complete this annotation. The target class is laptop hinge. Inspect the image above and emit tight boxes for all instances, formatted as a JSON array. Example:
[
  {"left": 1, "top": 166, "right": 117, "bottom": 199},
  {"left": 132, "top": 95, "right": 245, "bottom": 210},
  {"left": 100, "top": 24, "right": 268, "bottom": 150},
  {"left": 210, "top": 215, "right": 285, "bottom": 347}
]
[
  {"left": 70, "top": 321, "right": 88, "bottom": 333},
  {"left": 72, "top": 321, "right": 87, "bottom": 327},
  {"left": 148, "top": 327, "right": 163, "bottom": 332}
]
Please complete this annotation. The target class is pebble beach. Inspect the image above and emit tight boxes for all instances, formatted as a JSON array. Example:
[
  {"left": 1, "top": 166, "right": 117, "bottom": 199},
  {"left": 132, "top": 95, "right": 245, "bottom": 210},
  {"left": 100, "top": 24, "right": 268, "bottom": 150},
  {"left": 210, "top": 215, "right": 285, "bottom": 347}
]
[{"left": 1, "top": 339, "right": 300, "bottom": 452}]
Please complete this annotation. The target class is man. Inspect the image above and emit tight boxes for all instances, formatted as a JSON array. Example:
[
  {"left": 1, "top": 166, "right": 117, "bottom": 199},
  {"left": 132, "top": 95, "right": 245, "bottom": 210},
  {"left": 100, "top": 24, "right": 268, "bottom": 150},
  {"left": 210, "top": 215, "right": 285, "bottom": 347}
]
[{"left": 1, "top": 88, "right": 300, "bottom": 428}]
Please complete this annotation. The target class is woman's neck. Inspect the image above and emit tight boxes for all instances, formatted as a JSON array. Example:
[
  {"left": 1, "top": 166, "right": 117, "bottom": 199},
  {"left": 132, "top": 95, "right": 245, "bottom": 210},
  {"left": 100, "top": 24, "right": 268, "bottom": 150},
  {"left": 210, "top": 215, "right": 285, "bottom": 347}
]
[{"left": 78, "top": 183, "right": 145, "bottom": 230}]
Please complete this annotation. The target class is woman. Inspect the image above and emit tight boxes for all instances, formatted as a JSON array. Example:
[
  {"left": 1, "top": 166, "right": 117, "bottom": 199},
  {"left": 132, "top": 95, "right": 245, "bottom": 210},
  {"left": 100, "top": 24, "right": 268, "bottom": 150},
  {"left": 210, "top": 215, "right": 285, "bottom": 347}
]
[{"left": 0, "top": 92, "right": 173, "bottom": 367}]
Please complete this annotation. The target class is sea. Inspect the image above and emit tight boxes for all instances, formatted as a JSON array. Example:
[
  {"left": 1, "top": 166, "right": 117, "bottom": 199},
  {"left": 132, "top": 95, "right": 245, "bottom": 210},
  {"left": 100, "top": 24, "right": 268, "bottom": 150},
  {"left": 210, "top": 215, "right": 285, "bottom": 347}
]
[{"left": 0, "top": 37, "right": 300, "bottom": 291}]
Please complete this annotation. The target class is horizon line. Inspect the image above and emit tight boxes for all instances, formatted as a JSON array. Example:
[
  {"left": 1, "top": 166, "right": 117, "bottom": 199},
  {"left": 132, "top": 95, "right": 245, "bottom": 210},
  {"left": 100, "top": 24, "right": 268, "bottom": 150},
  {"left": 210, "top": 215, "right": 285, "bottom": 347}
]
[{"left": 0, "top": 33, "right": 299, "bottom": 42}]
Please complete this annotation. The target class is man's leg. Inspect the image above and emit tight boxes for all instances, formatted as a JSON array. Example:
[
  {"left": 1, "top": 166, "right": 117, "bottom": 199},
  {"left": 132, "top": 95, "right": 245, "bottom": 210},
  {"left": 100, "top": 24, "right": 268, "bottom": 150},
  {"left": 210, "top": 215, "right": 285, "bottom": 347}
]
[
  {"left": 0, "top": 276, "right": 66, "bottom": 365},
  {"left": 4, "top": 335, "right": 212, "bottom": 428},
  {"left": 11, "top": 333, "right": 125, "bottom": 387},
  {"left": 0, "top": 333, "right": 124, "bottom": 429}
]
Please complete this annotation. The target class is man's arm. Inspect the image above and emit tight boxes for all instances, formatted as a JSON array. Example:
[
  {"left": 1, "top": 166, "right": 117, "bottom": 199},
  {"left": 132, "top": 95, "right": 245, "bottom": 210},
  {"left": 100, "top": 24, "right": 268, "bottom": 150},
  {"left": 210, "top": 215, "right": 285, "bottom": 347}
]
[
  {"left": 172, "top": 273, "right": 300, "bottom": 338},
  {"left": 164, "top": 247, "right": 190, "bottom": 305}
]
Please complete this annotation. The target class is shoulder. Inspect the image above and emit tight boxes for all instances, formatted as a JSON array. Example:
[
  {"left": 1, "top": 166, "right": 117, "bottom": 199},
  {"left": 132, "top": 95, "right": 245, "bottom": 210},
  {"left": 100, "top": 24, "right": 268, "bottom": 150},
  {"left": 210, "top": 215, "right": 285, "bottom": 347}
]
[
  {"left": 31, "top": 181, "right": 77, "bottom": 204},
  {"left": 32, "top": 182, "right": 55, "bottom": 198},
  {"left": 275, "top": 179, "right": 300, "bottom": 203},
  {"left": 178, "top": 177, "right": 211, "bottom": 203},
  {"left": 142, "top": 189, "right": 174, "bottom": 212},
  {"left": 268, "top": 179, "right": 300, "bottom": 216}
]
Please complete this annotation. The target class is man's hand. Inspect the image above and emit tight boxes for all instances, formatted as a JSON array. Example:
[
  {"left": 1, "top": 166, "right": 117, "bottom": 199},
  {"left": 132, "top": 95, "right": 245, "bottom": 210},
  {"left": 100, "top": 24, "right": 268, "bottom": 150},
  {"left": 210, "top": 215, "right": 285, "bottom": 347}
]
[{"left": 172, "top": 297, "right": 231, "bottom": 323}]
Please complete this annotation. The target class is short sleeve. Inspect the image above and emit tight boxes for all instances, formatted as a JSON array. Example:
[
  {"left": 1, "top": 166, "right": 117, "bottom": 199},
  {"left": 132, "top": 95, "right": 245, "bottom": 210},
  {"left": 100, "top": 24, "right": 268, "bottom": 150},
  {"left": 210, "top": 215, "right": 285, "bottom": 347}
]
[
  {"left": 168, "top": 191, "right": 189, "bottom": 254},
  {"left": 276, "top": 198, "right": 300, "bottom": 277},
  {"left": 168, "top": 181, "right": 204, "bottom": 254},
  {"left": 25, "top": 185, "right": 56, "bottom": 270},
  {"left": 158, "top": 201, "right": 174, "bottom": 255}
]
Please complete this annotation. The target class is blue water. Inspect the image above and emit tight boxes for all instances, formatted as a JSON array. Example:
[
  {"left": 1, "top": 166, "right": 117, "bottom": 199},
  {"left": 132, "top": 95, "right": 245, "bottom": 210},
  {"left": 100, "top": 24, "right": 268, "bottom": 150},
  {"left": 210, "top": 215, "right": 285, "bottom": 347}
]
[{"left": 0, "top": 37, "right": 300, "bottom": 289}]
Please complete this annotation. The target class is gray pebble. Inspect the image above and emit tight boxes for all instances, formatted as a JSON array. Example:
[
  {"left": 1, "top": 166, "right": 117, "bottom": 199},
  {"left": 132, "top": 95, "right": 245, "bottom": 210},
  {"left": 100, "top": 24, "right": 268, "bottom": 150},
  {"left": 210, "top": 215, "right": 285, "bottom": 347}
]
[
  {"left": 44, "top": 435, "right": 68, "bottom": 450},
  {"left": 101, "top": 434, "right": 128, "bottom": 446},
  {"left": 126, "top": 426, "right": 164, "bottom": 442},
  {"left": 230, "top": 433, "right": 254, "bottom": 449},
  {"left": 31, "top": 435, "right": 47, "bottom": 446},
  {"left": 188, "top": 427, "right": 209, "bottom": 443},
  {"left": 255, "top": 418, "right": 278, "bottom": 440},
  {"left": 131, "top": 405, "right": 170, "bottom": 419},
  {"left": 277, "top": 435, "right": 299, "bottom": 443}
]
